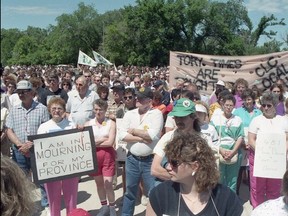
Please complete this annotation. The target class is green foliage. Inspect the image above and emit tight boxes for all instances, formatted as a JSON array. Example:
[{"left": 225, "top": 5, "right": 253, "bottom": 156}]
[{"left": 0, "top": 0, "right": 286, "bottom": 66}]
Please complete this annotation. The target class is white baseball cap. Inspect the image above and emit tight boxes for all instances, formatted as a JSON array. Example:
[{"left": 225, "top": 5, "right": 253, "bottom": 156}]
[
  {"left": 195, "top": 104, "right": 207, "bottom": 114},
  {"left": 16, "top": 80, "right": 32, "bottom": 90},
  {"left": 216, "top": 80, "right": 225, "bottom": 86}
]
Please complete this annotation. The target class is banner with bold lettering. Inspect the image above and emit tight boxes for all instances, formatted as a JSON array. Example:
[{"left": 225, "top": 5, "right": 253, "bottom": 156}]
[
  {"left": 78, "top": 50, "right": 98, "bottom": 67},
  {"left": 169, "top": 51, "right": 288, "bottom": 95},
  {"left": 28, "top": 126, "right": 97, "bottom": 184}
]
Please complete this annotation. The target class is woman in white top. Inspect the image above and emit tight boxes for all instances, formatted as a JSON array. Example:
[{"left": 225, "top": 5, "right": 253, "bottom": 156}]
[
  {"left": 37, "top": 97, "right": 78, "bottom": 216},
  {"left": 84, "top": 99, "right": 116, "bottom": 216}
]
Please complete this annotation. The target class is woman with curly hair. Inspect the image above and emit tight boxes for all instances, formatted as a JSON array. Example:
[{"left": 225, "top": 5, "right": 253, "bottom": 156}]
[
  {"left": 1, "top": 156, "right": 36, "bottom": 216},
  {"left": 146, "top": 132, "right": 243, "bottom": 216}
]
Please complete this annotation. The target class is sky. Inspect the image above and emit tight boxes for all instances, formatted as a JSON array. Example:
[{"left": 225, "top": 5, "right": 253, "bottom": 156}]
[{"left": 1, "top": 0, "right": 288, "bottom": 44}]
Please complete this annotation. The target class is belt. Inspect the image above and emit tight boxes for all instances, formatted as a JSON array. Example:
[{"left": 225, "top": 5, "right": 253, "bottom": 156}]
[{"left": 128, "top": 152, "right": 154, "bottom": 160}]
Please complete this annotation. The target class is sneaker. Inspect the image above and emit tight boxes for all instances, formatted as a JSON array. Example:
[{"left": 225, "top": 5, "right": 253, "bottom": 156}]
[
  {"left": 109, "top": 206, "right": 117, "bottom": 216},
  {"left": 141, "top": 195, "right": 149, "bottom": 206},
  {"left": 97, "top": 205, "right": 109, "bottom": 216}
]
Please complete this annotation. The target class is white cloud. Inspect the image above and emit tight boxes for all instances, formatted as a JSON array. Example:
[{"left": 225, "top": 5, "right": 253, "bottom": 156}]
[
  {"left": 246, "top": 0, "right": 288, "bottom": 13},
  {"left": 6, "top": 6, "right": 64, "bottom": 15}
]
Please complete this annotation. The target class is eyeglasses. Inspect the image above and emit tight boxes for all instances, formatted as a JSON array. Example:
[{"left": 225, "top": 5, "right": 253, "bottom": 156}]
[
  {"left": 85, "top": 75, "right": 91, "bottom": 78},
  {"left": 169, "top": 159, "right": 181, "bottom": 168},
  {"left": 76, "top": 83, "right": 83, "bottom": 87},
  {"left": 51, "top": 107, "right": 64, "bottom": 111},
  {"left": 17, "top": 90, "right": 31, "bottom": 95},
  {"left": 262, "top": 104, "right": 273, "bottom": 108},
  {"left": 124, "top": 96, "right": 133, "bottom": 100}
]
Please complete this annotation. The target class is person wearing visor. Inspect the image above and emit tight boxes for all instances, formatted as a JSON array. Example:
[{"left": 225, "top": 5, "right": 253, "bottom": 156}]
[{"left": 118, "top": 86, "right": 163, "bottom": 216}]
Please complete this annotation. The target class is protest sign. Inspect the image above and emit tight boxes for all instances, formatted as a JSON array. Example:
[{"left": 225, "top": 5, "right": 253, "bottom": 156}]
[
  {"left": 169, "top": 51, "right": 288, "bottom": 95},
  {"left": 115, "top": 118, "right": 128, "bottom": 162},
  {"left": 28, "top": 126, "right": 97, "bottom": 184},
  {"left": 254, "top": 133, "right": 286, "bottom": 179},
  {"left": 92, "top": 50, "right": 113, "bottom": 65}
]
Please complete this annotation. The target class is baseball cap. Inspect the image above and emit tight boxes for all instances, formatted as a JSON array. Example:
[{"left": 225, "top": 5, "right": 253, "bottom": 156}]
[
  {"left": 153, "top": 80, "right": 163, "bottom": 87},
  {"left": 136, "top": 87, "right": 153, "bottom": 99},
  {"left": 168, "top": 98, "right": 196, "bottom": 117},
  {"left": 195, "top": 104, "right": 207, "bottom": 114},
  {"left": 111, "top": 81, "right": 125, "bottom": 91},
  {"left": 16, "top": 80, "right": 32, "bottom": 90},
  {"left": 216, "top": 80, "right": 225, "bottom": 86}
]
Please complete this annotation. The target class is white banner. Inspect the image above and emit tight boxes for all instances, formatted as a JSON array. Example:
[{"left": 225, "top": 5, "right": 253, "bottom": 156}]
[
  {"left": 254, "top": 133, "right": 286, "bottom": 179},
  {"left": 78, "top": 50, "right": 97, "bottom": 67},
  {"left": 169, "top": 51, "right": 288, "bottom": 95},
  {"left": 93, "top": 50, "right": 113, "bottom": 65}
]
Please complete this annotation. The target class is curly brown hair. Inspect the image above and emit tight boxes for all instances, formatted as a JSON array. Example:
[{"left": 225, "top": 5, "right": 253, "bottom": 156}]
[{"left": 165, "top": 132, "right": 219, "bottom": 193}]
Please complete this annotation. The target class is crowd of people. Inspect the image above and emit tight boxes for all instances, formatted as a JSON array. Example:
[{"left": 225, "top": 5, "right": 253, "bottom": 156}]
[{"left": 1, "top": 64, "right": 288, "bottom": 216}]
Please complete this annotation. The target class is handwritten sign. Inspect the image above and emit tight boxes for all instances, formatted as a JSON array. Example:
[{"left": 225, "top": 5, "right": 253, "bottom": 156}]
[
  {"left": 169, "top": 51, "right": 288, "bottom": 94},
  {"left": 115, "top": 118, "right": 128, "bottom": 162},
  {"left": 254, "top": 133, "right": 286, "bottom": 179},
  {"left": 28, "top": 126, "right": 97, "bottom": 184}
]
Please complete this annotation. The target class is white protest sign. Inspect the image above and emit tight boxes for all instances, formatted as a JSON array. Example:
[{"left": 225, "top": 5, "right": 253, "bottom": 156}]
[
  {"left": 78, "top": 50, "right": 97, "bottom": 67},
  {"left": 254, "top": 133, "right": 286, "bottom": 179},
  {"left": 115, "top": 118, "right": 128, "bottom": 162},
  {"left": 169, "top": 51, "right": 288, "bottom": 94},
  {"left": 29, "top": 127, "right": 97, "bottom": 184}
]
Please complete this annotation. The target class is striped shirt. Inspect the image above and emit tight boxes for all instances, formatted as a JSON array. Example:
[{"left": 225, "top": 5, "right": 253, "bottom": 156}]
[{"left": 5, "top": 101, "right": 50, "bottom": 144}]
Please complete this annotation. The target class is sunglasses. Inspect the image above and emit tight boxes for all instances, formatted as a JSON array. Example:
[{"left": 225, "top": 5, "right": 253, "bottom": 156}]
[
  {"left": 169, "top": 159, "right": 181, "bottom": 168},
  {"left": 85, "top": 75, "right": 91, "bottom": 78},
  {"left": 262, "top": 104, "right": 273, "bottom": 108},
  {"left": 124, "top": 96, "right": 133, "bottom": 100},
  {"left": 17, "top": 90, "right": 31, "bottom": 95},
  {"left": 48, "top": 79, "right": 57, "bottom": 83},
  {"left": 95, "top": 79, "right": 101, "bottom": 82}
]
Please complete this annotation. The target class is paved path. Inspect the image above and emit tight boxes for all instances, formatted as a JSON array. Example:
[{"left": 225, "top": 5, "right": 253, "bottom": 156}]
[{"left": 34, "top": 167, "right": 252, "bottom": 216}]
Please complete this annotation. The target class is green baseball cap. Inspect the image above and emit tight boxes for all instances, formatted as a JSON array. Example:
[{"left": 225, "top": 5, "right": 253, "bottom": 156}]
[{"left": 168, "top": 98, "right": 196, "bottom": 117}]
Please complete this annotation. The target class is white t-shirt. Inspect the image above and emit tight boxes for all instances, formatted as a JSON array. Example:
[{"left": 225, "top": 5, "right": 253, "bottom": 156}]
[
  {"left": 251, "top": 196, "right": 288, "bottom": 216},
  {"left": 37, "top": 118, "right": 75, "bottom": 134}
]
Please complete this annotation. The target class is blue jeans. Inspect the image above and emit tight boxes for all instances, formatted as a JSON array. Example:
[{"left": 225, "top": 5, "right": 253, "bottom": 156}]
[
  {"left": 12, "top": 144, "right": 31, "bottom": 174},
  {"left": 12, "top": 145, "right": 49, "bottom": 207},
  {"left": 121, "top": 154, "right": 155, "bottom": 216}
]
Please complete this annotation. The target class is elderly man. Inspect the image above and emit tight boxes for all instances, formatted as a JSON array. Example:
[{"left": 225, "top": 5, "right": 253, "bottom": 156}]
[
  {"left": 5, "top": 80, "right": 50, "bottom": 211},
  {"left": 66, "top": 75, "right": 99, "bottom": 125},
  {"left": 118, "top": 87, "right": 163, "bottom": 216}
]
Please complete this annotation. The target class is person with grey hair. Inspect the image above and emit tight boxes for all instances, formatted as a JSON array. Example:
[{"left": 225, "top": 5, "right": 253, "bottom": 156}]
[
  {"left": 248, "top": 92, "right": 288, "bottom": 208},
  {"left": 66, "top": 75, "right": 99, "bottom": 125}
]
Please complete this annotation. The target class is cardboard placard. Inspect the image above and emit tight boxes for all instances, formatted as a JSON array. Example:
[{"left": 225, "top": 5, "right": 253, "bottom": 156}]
[{"left": 28, "top": 126, "right": 97, "bottom": 184}]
